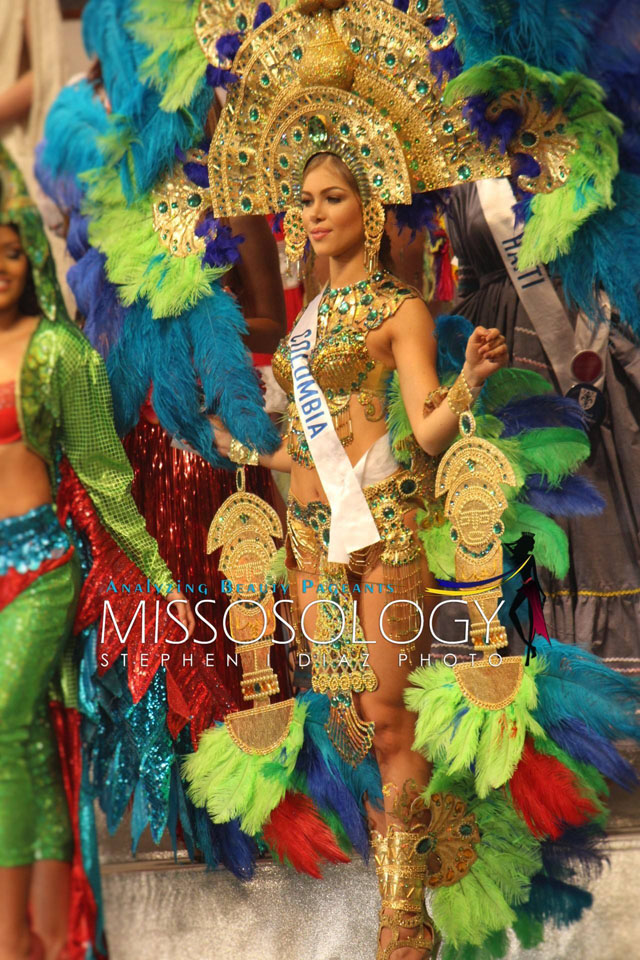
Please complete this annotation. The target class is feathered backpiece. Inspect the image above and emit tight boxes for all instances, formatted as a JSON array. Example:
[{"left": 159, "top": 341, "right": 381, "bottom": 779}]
[{"left": 399, "top": 318, "right": 640, "bottom": 956}]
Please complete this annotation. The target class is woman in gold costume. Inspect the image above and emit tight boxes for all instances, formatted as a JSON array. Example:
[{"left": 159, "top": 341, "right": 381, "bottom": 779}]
[
  {"left": 212, "top": 147, "right": 507, "bottom": 958},
  {"left": 161, "top": 1, "right": 640, "bottom": 957}
]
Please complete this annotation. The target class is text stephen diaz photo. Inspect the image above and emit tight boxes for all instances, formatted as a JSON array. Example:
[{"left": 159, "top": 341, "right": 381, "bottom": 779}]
[{"left": 99, "top": 579, "right": 508, "bottom": 669}]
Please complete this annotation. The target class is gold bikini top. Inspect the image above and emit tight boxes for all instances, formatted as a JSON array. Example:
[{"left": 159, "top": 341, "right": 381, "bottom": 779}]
[{"left": 272, "top": 272, "right": 419, "bottom": 468}]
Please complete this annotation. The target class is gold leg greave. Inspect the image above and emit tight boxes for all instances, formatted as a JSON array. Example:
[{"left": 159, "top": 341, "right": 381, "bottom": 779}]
[{"left": 372, "top": 826, "right": 440, "bottom": 960}]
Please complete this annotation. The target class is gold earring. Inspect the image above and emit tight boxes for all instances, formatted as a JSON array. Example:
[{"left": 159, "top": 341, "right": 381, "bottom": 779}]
[
  {"left": 363, "top": 199, "right": 386, "bottom": 274},
  {"left": 283, "top": 206, "right": 307, "bottom": 263}
]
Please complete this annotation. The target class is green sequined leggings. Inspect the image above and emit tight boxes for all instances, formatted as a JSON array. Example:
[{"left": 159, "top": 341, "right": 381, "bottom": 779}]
[{"left": 0, "top": 547, "right": 80, "bottom": 867}]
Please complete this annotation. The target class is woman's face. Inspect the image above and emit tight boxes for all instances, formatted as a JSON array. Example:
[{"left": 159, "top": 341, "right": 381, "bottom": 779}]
[
  {"left": 0, "top": 225, "right": 29, "bottom": 314},
  {"left": 300, "top": 158, "right": 364, "bottom": 260}
]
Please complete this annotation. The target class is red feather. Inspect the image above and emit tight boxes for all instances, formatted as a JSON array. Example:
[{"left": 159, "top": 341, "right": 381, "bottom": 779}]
[
  {"left": 510, "top": 738, "right": 599, "bottom": 839},
  {"left": 263, "top": 793, "right": 351, "bottom": 878}
]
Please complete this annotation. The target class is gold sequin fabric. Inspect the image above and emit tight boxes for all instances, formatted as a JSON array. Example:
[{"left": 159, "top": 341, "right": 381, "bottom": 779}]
[
  {"left": 272, "top": 271, "right": 418, "bottom": 466},
  {"left": 19, "top": 316, "right": 173, "bottom": 586}
]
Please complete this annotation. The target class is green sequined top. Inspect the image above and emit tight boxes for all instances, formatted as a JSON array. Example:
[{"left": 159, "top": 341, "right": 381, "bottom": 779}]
[{"left": 18, "top": 315, "right": 173, "bottom": 587}]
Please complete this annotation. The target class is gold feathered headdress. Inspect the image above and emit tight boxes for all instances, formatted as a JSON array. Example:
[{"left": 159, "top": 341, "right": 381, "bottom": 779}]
[{"left": 207, "top": 0, "right": 511, "bottom": 216}]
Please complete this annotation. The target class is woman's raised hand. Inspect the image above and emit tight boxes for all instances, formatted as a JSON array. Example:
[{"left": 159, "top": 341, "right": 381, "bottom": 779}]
[
  {"left": 208, "top": 414, "right": 233, "bottom": 458},
  {"left": 464, "top": 325, "right": 508, "bottom": 387}
]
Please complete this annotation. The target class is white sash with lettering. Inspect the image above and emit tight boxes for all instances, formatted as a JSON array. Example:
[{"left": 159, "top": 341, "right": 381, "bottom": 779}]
[
  {"left": 289, "top": 294, "right": 383, "bottom": 563},
  {"left": 475, "top": 178, "right": 608, "bottom": 394}
]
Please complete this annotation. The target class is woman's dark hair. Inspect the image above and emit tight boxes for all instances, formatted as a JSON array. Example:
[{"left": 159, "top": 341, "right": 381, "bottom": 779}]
[{"left": 6, "top": 223, "right": 41, "bottom": 317}]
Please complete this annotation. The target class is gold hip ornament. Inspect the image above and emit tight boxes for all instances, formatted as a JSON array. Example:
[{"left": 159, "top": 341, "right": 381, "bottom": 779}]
[
  {"left": 207, "top": 467, "right": 293, "bottom": 755},
  {"left": 435, "top": 409, "right": 516, "bottom": 653}
]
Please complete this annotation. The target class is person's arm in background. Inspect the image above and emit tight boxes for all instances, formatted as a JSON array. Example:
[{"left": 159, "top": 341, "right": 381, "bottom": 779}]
[
  {"left": 0, "top": 8, "right": 32, "bottom": 126},
  {"left": 225, "top": 215, "right": 287, "bottom": 354}
]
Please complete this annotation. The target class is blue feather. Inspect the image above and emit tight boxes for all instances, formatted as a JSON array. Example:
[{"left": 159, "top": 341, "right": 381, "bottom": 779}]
[
  {"left": 37, "top": 80, "right": 108, "bottom": 186},
  {"left": 540, "top": 824, "right": 609, "bottom": 880},
  {"left": 294, "top": 739, "right": 370, "bottom": 859},
  {"left": 210, "top": 818, "right": 258, "bottom": 880},
  {"left": 151, "top": 313, "right": 221, "bottom": 461},
  {"left": 495, "top": 395, "right": 587, "bottom": 436},
  {"left": 106, "top": 303, "right": 155, "bottom": 436},
  {"left": 68, "top": 248, "right": 127, "bottom": 358},
  {"left": 107, "top": 288, "right": 280, "bottom": 463},
  {"left": 518, "top": 876, "right": 593, "bottom": 927},
  {"left": 520, "top": 474, "right": 605, "bottom": 517},
  {"left": 549, "top": 171, "right": 640, "bottom": 339},
  {"left": 187, "top": 285, "right": 281, "bottom": 455},
  {"left": 299, "top": 692, "right": 383, "bottom": 813},
  {"left": 444, "top": 1, "right": 605, "bottom": 73},
  {"left": 535, "top": 639, "right": 640, "bottom": 742},
  {"left": 390, "top": 190, "right": 449, "bottom": 241},
  {"left": 83, "top": 0, "right": 213, "bottom": 196},
  {"left": 548, "top": 720, "right": 639, "bottom": 789},
  {"left": 435, "top": 313, "right": 473, "bottom": 379}
]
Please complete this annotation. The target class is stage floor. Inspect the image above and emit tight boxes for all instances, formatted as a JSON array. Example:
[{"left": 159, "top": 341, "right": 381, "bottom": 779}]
[{"left": 99, "top": 747, "right": 640, "bottom": 960}]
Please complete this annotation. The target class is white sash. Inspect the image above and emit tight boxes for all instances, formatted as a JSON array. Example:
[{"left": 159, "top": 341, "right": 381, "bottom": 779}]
[
  {"left": 289, "top": 295, "right": 382, "bottom": 563},
  {"left": 475, "top": 178, "right": 608, "bottom": 394}
]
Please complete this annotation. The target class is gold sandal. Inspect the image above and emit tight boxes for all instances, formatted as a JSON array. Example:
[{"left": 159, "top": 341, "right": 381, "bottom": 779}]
[{"left": 372, "top": 826, "right": 440, "bottom": 960}]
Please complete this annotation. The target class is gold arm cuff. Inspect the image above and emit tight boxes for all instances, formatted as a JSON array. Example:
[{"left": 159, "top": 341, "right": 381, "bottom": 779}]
[
  {"left": 423, "top": 385, "right": 449, "bottom": 417},
  {"left": 446, "top": 370, "right": 474, "bottom": 417},
  {"left": 229, "top": 437, "right": 260, "bottom": 466}
]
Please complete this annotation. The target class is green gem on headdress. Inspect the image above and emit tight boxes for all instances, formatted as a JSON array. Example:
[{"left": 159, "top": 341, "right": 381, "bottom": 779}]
[{"left": 308, "top": 116, "right": 329, "bottom": 146}]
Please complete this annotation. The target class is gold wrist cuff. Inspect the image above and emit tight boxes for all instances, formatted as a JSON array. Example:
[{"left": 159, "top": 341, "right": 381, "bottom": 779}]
[
  {"left": 229, "top": 437, "right": 260, "bottom": 466},
  {"left": 423, "top": 385, "right": 449, "bottom": 417},
  {"left": 447, "top": 370, "right": 474, "bottom": 417}
]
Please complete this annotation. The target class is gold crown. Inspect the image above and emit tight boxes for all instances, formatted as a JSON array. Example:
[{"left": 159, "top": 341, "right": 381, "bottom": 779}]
[{"left": 206, "top": 0, "right": 511, "bottom": 216}]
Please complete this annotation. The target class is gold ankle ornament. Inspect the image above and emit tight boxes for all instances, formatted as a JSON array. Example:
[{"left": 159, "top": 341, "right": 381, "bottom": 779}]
[{"left": 371, "top": 781, "right": 479, "bottom": 958}]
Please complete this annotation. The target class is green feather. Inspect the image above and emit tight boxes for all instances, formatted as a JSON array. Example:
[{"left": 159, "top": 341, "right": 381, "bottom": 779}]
[
  {"left": 406, "top": 659, "right": 545, "bottom": 796},
  {"left": 82, "top": 163, "right": 229, "bottom": 317},
  {"left": 502, "top": 501, "right": 569, "bottom": 577},
  {"left": 444, "top": 58, "right": 622, "bottom": 267},
  {"left": 512, "top": 913, "right": 545, "bottom": 950},
  {"left": 480, "top": 368, "right": 553, "bottom": 413},
  {"left": 496, "top": 427, "right": 589, "bottom": 484},
  {"left": 417, "top": 515, "right": 456, "bottom": 579},
  {"left": 182, "top": 699, "right": 307, "bottom": 835},
  {"left": 429, "top": 775, "right": 542, "bottom": 947},
  {"left": 386, "top": 371, "right": 414, "bottom": 465},
  {"left": 266, "top": 546, "right": 289, "bottom": 588},
  {"left": 129, "top": 0, "right": 206, "bottom": 112}
]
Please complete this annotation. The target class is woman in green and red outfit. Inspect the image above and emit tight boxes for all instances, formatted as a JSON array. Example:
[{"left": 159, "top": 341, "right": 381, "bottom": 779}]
[{"left": 0, "top": 146, "right": 192, "bottom": 960}]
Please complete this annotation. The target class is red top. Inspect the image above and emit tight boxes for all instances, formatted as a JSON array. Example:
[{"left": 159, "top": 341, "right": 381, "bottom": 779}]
[{"left": 0, "top": 382, "right": 21, "bottom": 444}]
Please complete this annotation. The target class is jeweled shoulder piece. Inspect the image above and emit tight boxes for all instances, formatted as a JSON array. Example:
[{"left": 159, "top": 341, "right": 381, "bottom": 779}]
[
  {"left": 151, "top": 147, "right": 208, "bottom": 258},
  {"left": 195, "top": 0, "right": 266, "bottom": 68},
  {"left": 206, "top": 0, "right": 508, "bottom": 216},
  {"left": 207, "top": 468, "right": 292, "bottom": 755},
  {"left": 436, "top": 410, "right": 516, "bottom": 653}
]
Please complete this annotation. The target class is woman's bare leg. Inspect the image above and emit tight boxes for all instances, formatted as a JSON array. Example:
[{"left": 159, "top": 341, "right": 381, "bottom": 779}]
[
  {"left": 29, "top": 861, "right": 70, "bottom": 960},
  {"left": 0, "top": 866, "right": 35, "bottom": 960},
  {"left": 353, "top": 553, "right": 437, "bottom": 960}
]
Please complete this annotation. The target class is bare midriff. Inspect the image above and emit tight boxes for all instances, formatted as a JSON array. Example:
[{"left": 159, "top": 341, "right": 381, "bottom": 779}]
[
  {"left": 0, "top": 441, "right": 52, "bottom": 520},
  {"left": 0, "top": 316, "right": 52, "bottom": 520},
  {"left": 289, "top": 392, "right": 391, "bottom": 504}
]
